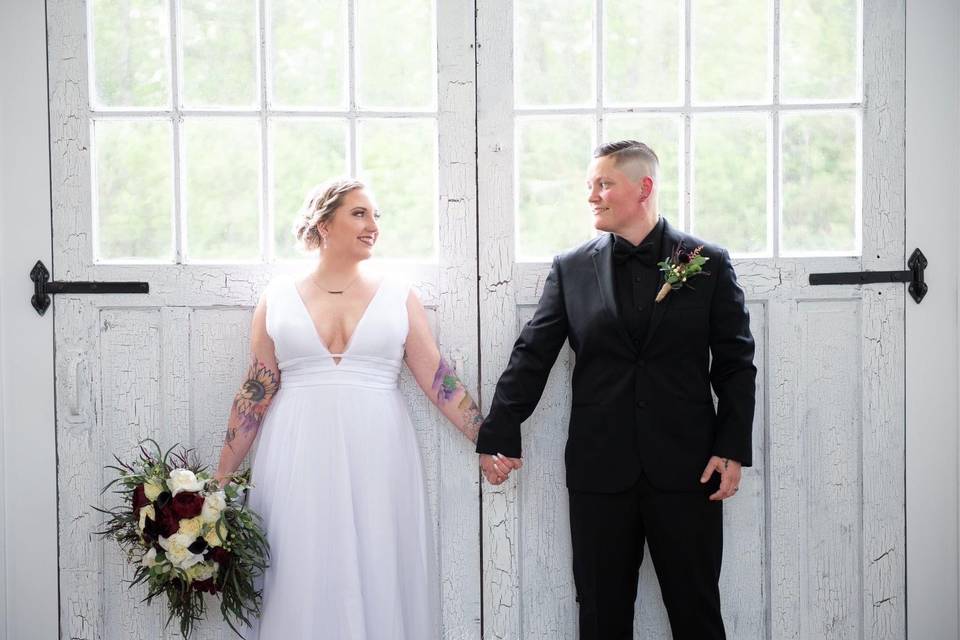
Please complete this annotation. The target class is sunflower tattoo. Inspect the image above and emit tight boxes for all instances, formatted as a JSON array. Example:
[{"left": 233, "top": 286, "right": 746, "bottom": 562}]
[{"left": 226, "top": 357, "right": 280, "bottom": 443}]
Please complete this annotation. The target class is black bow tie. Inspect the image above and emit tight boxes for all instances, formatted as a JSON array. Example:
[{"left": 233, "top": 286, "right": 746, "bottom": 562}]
[{"left": 613, "top": 239, "right": 658, "bottom": 266}]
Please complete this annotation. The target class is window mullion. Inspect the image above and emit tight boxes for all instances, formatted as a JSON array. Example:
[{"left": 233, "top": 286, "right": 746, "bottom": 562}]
[
  {"left": 258, "top": 0, "right": 271, "bottom": 262},
  {"left": 683, "top": 0, "right": 692, "bottom": 233},
  {"left": 595, "top": 0, "right": 603, "bottom": 146},
  {"left": 348, "top": 0, "right": 358, "bottom": 176},
  {"left": 170, "top": 0, "right": 184, "bottom": 263},
  {"left": 773, "top": 0, "right": 782, "bottom": 258}
]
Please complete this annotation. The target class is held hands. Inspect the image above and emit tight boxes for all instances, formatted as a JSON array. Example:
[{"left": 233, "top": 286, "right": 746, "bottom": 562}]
[
  {"left": 480, "top": 453, "right": 523, "bottom": 485},
  {"left": 700, "top": 456, "right": 742, "bottom": 501}
]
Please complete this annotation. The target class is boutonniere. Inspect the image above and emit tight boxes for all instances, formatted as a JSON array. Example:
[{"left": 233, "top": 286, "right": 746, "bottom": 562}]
[{"left": 655, "top": 244, "right": 710, "bottom": 302}]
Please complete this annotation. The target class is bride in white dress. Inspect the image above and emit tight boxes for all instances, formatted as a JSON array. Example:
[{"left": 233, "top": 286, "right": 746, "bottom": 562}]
[{"left": 213, "top": 179, "right": 519, "bottom": 639}]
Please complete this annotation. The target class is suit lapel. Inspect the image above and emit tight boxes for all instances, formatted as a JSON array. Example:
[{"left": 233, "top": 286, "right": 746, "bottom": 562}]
[
  {"left": 591, "top": 234, "right": 637, "bottom": 352},
  {"left": 641, "top": 218, "right": 684, "bottom": 352}
]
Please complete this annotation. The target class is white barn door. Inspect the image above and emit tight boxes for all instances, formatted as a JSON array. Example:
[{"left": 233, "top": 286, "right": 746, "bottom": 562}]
[
  {"left": 46, "top": 1, "right": 480, "bottom": 638},
  {"left": 477, "top": 1, "right": 906, "bottom": 639}
]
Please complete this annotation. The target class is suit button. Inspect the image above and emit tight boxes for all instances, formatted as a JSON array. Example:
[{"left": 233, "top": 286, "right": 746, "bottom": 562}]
[
  {"left": 636, "top": 400, "right": 647, "bottom": 409},
  {"left": 637, "top": 359, "right": 646, "bottom": 367}
]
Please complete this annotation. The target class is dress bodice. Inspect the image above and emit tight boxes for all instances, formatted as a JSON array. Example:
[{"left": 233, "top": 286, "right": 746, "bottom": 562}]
[{"left": 264, "top": 275, "right": 409, "bottom": 390}]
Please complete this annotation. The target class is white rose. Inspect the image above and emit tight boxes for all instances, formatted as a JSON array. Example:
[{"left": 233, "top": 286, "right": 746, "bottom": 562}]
[
  {"left": 200, "top": 491, "right": 227, "bottom": 524},
  {"left": 143, "top": 479, "right": 165, "bottom": 502},
  {"left": 204, "top": 525, "right": 226, "bottom": 548},
  {"left": 138, "top": 505, "right": 156, "bottom": 533},
  {"left": 186, "top": 561, "right": 218, "bottom": 582},
  {"left": 167, "top": 469, "right": 204, "bottom": 496},
  {"left": 178, "top": 516, "right": 203, "bottom": 539},
  {"left": 141, "top": 547, "right": 158, "bottom": 568},
  {"left": 159, "top": 533, "right": 204, "bottom": 570}
]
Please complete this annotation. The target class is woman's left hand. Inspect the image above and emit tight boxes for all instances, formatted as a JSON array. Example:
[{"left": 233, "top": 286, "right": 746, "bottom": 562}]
[{"left": 480, "top": 453, "right": 522, "bottom": 485}]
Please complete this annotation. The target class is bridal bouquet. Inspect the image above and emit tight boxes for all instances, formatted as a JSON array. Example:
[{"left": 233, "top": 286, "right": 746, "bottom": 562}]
[{"left": 94, "top": 440, "right": 269, "bottom": 638}]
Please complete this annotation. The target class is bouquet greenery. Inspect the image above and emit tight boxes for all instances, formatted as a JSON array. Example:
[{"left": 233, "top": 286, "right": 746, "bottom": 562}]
[{"left": 94, "top": 440, "right": 269, "bottom": 638}]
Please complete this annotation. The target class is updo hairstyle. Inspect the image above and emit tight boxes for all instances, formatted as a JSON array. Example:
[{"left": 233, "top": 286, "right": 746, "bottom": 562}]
[{"left": 291, "top": 178, "right": 366, "bottom": 251}]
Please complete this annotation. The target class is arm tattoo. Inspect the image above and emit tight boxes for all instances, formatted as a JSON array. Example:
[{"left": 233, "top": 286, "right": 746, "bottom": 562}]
[
  {"left": 432, "top": 357, "right": 484, "bottom": 443},
  {"left": 431, "top": 357, "right": 464, "bottom": 403},
  {"left": 458, "top": 394, "right": 484, "bottom": 443},
  {"left": 224, "top": 357, "right": 280, "bottom": 444}
]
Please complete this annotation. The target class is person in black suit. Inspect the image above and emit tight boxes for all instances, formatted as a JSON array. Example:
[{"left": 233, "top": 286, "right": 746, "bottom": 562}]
[{"left": 476, "top": 140, "right": 756, "bottom": 639}]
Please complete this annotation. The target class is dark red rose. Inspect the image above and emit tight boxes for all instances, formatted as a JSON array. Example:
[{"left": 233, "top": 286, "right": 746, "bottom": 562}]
[
  {"left": 131, "top": 484, "right": 149, "bottom": 515},
  {"left": 208, "top": 546, "right": 232, "bottom": 566},
  {"left": 155, "top": 502, "right": 181, "bottom": 538},
  {"left": 677, "top": 251, "right": 691, "bottom": 265},
  {"left": 191, "top": 578, "right": 219, "bottom": 595},
  {"left": 171, "top": 491, "right": 205, "bottom": 519}
]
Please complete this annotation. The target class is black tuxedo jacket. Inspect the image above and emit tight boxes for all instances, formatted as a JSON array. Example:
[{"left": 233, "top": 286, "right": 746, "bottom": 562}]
[{"left": 476, "top": 219, "right": 757, "bottom": 492}]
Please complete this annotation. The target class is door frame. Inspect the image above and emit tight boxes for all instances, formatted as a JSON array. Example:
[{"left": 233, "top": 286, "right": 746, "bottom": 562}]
[
  {"left": 904, "top": 0, "right": 960, "bottom": 638},
  {"left": 0, "top": 1, "right": 59, "bottom": 639}
]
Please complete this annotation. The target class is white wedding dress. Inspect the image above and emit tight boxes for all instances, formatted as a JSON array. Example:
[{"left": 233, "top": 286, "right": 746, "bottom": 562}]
[{"left": 246, "top": 275, "right": 439, "bottom": 639}]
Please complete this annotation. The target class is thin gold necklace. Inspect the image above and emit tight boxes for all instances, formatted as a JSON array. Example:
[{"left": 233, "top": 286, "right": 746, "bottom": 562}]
[{"left": 311, "top": 272, "right": 361, "bottom": 295}]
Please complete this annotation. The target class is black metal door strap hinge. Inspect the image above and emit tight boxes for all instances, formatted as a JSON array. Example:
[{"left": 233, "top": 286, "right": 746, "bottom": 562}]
[
  {"left": 30, "top": 260, "right": 149, "bottom": 316},
  {"left": 808, "top": 248, "right": 927, "bottom": 304}
]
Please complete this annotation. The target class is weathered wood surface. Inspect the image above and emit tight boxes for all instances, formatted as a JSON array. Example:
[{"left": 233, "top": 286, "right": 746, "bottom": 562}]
[{"left": 49, "top": 0, "right": 480, "bottom": 637}]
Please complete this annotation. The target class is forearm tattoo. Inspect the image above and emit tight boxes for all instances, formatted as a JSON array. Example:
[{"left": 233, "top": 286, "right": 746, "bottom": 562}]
[
  {"left": 431, "top": 357, "right": 463, "bottom": 403},
  {"left": 457, "top": 394, "right": 484, "bottom": 443},
  {"left": 225, "top": 356, "right": 280, "bottom": 445},
  {"left": 432, "top": 357, "right": 485, "bottom": 443}
]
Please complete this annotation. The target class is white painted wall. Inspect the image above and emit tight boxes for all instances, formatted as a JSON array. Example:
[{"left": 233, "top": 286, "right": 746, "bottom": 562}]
[
  {"left": 0, "top": 1, "right": 59, "bottom": 639},
  {"left": 905, "top": 0, "right": 960, "bottom": 638},
  {"left": 0, "top": 50, "right": 7, "bottom": 639}
]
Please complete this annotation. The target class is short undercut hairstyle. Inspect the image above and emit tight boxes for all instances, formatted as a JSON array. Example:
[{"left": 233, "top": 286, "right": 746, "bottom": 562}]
[{"left": 593, "top": 140, "right": 659, "bottom": 181}]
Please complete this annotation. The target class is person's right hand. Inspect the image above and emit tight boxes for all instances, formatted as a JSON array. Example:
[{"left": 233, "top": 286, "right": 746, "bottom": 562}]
[{"left": 480, "top": 454, "right": 523, "bottom": 485}]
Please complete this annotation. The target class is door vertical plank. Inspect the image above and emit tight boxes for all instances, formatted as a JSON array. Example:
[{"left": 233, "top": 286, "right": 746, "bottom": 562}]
[
  {"left": 862, "top": 1, "right": 906, "bottom": 636},
  {"left": 769, "top": 298, "right": 801, "bottom": 640},
  {"left": 437, "top": 0, "right": 482, "bottom": 636},
  {"left": 477, "top": 0, "right": 521, "bottom": 637},
  {"left": 57, "top": 298, "right": 103, "bottom": 640}
]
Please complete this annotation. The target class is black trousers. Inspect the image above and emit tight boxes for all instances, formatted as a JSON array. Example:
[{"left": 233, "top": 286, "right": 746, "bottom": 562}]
[{"left": 568, "top": 472, "right": 725, "bottom": 640}]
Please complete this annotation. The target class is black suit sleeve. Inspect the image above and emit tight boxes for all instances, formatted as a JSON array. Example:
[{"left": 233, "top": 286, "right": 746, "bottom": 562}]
[
  {"left": 476, "top": 256, "right": 570, "bottom": 458},
  {"left": 708, "top": 249, "right": 757, "bottom": 467}
]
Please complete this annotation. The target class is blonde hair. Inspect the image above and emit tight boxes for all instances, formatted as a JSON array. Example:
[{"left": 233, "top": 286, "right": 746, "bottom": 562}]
[{"left": 291, "top": 178, "right": 366, "bottom": 251}]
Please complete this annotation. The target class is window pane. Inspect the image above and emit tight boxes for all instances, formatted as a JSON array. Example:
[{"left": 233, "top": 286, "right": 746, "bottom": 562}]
[
  {"left": 271, "top": 119, "right": 348, "bottom": 259},
  {"left": 516, "top": 0, "right": 593, "bottom": 107},
  {"left": 605, "top": 0, "right": 681, "bottom": 106},
  {"left": 692, "top": 115, "right": 769, "bottom": 254},
  {"left": 269, "top": 0, "right": 347, "bottom": 108},
  {"left": 183, "top": 118, "right": 261, "bottom": 260},
  {"left": 180, "top": 0, "right": 258, "bottom": 108},
  {"left": 94, "top": 120, "right": 173, "bottom": 260},
  {"left": 603, "top": 115, "right": 682, "bottom": 224},
  {"left": 781, "top": 112, "right": 857, "bottom": 253},
  {"left": 357, "top": 0, "right": 434, "bottom": 109},
  {"left": 517, "top": 116, "right": 594, "bottom": 259},
  {"left": 693, "top": 0, "right": 770, "bottom": 104},
  {"left": 90, "top": 0, "right": 170, "bottom": 108},
  {"left": 781, "top": 0, "right": 859, "bottom": 101},
  {"left": 358, "top": 119, "right": 436, "bottom": 259}
]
